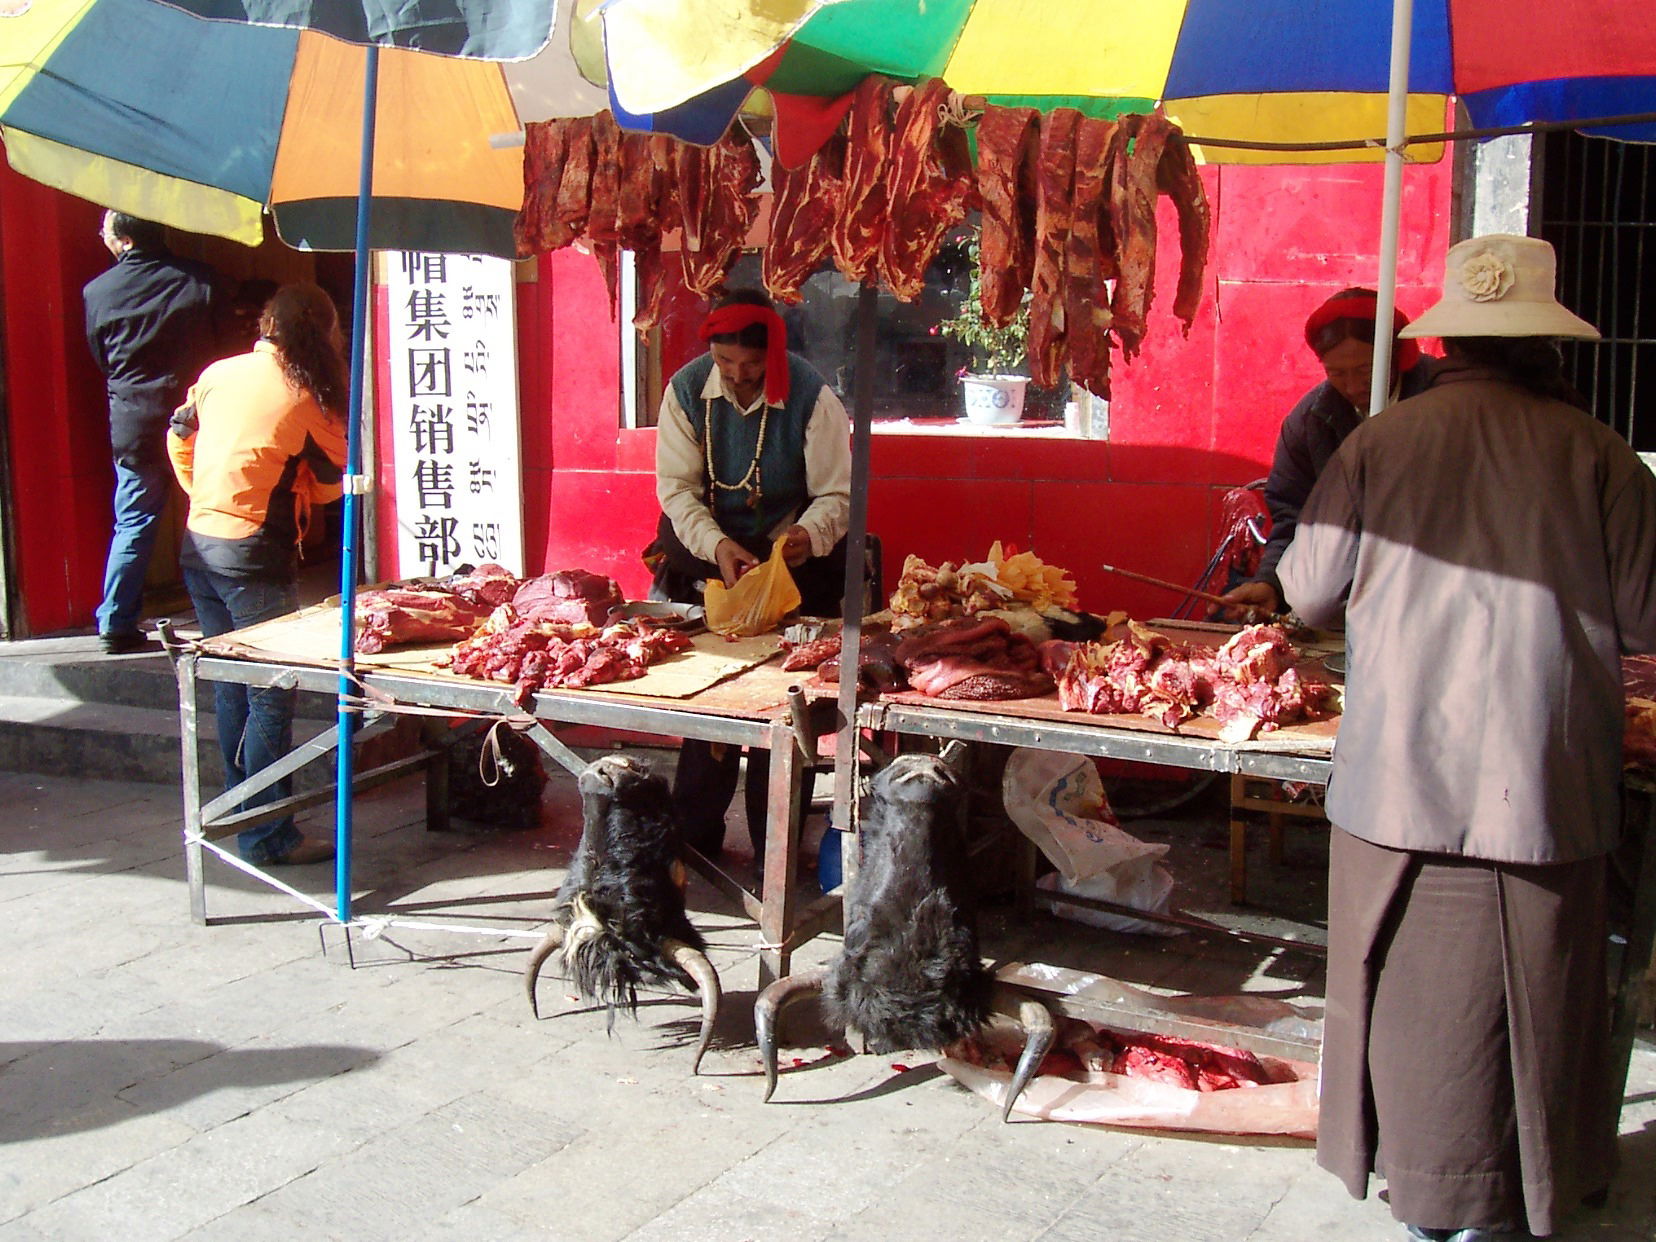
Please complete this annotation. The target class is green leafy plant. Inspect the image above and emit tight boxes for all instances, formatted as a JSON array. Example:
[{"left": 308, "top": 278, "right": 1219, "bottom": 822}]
[{"left": 938, "top": 233, "right": 1030, "bottom": 376}]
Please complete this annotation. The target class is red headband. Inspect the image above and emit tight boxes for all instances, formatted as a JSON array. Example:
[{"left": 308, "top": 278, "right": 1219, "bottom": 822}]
[
  {"left": 700, "top": 305, "right": 790, "bottom": 405},
  {"left": 1304, "top": 294, "right": 1420, "bottom": 373}
]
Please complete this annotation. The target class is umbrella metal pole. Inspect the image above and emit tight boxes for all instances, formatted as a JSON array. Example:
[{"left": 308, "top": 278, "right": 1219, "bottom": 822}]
[
  {"left": 832, "top": 283, "right": 878, "bottom": 846},
  {"left": 335, "top": 43, "right": 380, "bottom": 924},
  {"left": 1369, "top": 0, "right": 1415, "bottom": 418}
]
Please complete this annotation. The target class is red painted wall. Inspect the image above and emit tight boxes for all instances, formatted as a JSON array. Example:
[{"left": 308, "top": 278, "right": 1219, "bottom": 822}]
[
  {"left": 0, "top": 165, "right": 114, "bottom": 636},
  {"left": 384, "top": 158, "right": 1453, "bottom": 621}
]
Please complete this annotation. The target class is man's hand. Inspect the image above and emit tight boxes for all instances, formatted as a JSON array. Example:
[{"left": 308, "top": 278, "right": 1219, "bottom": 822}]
[
  {"left": 1208, "top": 580, "right": 1282, "bottom": 624},
  {"left": 714, "top": 538, "right": 760, "bottom": 588},
  {"left": 781, "top": 525, "right": 812, "bottom": 568}
]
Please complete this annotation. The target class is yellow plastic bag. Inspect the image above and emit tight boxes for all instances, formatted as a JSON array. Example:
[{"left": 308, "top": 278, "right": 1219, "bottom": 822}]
[{"left": 704, "top": 536, "right": 801, "bottom": 637}]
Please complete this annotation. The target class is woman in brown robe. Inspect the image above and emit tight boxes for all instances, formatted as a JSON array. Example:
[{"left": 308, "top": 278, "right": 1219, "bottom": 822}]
[{"left": 1279, "top": 235, "right": 1656, "bottom": 1241}]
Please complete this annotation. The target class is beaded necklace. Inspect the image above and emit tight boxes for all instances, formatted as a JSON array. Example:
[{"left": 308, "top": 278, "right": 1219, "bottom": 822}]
[{"left": 702, "top": 392, "right": 768, "bottom": 511}]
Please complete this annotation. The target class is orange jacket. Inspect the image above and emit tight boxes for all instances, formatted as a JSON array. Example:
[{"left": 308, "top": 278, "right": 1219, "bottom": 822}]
[{"left": 168, "top": 342, "right": 347, "bottom": 579}]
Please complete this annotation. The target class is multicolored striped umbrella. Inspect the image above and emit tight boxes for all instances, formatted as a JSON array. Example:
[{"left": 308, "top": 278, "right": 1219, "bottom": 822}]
[
  {"left": 0, "top": 0, "right": 530, "bottom": 254},
  {"left": 596, "top": 0, "right": 1656, "bottom": 164}
]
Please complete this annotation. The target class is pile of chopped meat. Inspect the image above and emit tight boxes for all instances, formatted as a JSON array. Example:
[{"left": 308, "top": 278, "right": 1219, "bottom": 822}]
[
  {"left": 442, "top": 607, "right": 693, "bottom": 705},
  {"left": 953, "top": 1017, "right": 1284, "bottom": 1093},
  {"left": 514, "top": 91, "right": 1210, "bottom": 383},
  {"left": 1052, "top": 622, "right": 1335, "bottom": 741},
  {"left": 782, "top": 616, "right": 1051, "bottom": 702}
]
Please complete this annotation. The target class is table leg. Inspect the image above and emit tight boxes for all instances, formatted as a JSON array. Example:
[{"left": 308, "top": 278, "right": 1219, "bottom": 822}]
[
  {"left": 177, "top": 651, "right": 207, "bottom": 925},
  {"left": 1228, "top": 774, "right": 1248, "bottom": 905},
  {"left": 758, "top": 718, "right": 805, "bottom": 990}
]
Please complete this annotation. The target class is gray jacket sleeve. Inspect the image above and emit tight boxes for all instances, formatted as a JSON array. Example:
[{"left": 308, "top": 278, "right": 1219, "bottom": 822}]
[{"left": 1277, "top": 449, "right": 1361, "bottom": 630}]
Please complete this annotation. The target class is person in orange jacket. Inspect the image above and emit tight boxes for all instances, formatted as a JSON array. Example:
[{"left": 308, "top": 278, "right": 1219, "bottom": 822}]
[{"left": 169, "top": 282, "right": 348, "bottom": 866}]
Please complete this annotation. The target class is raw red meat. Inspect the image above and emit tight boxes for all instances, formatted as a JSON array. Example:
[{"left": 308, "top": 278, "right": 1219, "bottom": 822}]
[
  {"left": 1027, "top": 108, "right": 1082, "bottom": 388},
  {"left": 445, "top": 563, "right": 521, "bottom": 609},
  {"left": 511, "top": 570, "right": 625, "bottom": 628},
  {"left": 974, "top": 105, "right": 1040, "bottom": 327},
  {"left": 1110, "top": 112, "right": 1175, "bottom": 359},
  {"left": 619, "top": 134, "right": 677, "bottom": 332},
  {"left": 515, "top": 120, "right": 572, "bottom": 257},
  {"left": 1156, "top": 124, "right": 1211, "bottom": 333},
  {"left": 780, "top": 634, "right": 842, "bottom": 671},
  {"left": 585, "top": 111, "right": 624, "bottom": 316},
  {"left": 889, "top": 616, "right": 1053, "bottom": 701},
  {"left": 678, "top": 131, "right": 762, "bottom": 298},
  {"left": 445, "top": 613, "right": 692, "bottom": 705},
  {"left": 879, "top": 78, "right": 975, "bottom": 302},
  {"left": 832, "top": 75, "right": 895, "bottom": 284},
  {"left": 554, "top": 115, "right": 596, "bottom": 241},
  {"left": 1064, "top": 115, "right": 1119, "bottom": 399},
  {"left": 764, "top": 132, "right": 847, "bottom": 303},
  {"left": 354, "top": 588, "right": 494, "bottom": 654}
]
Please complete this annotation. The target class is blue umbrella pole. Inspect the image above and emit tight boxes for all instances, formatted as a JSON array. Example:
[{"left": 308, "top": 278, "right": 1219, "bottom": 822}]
[{"left": 336, "top": 43, "right": 380, "bottom": 924}]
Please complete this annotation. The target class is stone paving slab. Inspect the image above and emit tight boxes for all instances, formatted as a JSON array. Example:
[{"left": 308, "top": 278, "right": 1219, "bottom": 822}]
[{"left": 1, "top": 768, "right": 1653, "bottom": 1242}]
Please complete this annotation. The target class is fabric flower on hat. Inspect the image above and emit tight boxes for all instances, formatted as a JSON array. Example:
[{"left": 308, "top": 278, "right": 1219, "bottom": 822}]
[{"left": 1459, "top": 252, "right": 1516, "bottom": 302}]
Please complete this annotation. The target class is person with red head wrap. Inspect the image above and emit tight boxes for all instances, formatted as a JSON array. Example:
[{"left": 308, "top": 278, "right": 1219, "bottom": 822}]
[
  {"left": 645, "top": 287, "right": 852, "bottom": 861},
  {"left": 1215, "top": 288, "right": 1434, "bottom": 619}
]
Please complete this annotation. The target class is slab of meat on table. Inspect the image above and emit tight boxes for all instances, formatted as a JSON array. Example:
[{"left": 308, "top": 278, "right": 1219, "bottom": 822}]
[
  {"left": 832, "top": 75, "right": 896, "bottom": 284},
  {"left": 444, "top": 563, "right": 521, "bottom": 609},
  {"left": 891, "top": 616, "right": 1053, "bottom": 701},
  {"left": 354, "top": 588, "right": 494, "bottom": 654},
  {"left": 511, "top": 570, "right": 625, "bottom": 628},
  {"left": 974, "top": 104, "right": 1040, "bottom": 328},
  {"left": 763, "top": 132, "right": 847, "bottom": 303},
  {"left": 879, "top": 77, "right": 976, "bottom": 302}
]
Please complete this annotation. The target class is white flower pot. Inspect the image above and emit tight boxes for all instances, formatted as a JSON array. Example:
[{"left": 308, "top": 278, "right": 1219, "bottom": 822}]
[{"left": 961, "top": 374, "right": 1029, "bottom": 425}]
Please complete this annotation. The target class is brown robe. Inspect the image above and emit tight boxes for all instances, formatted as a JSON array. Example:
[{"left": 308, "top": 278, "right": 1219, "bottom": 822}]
[{"left": 1279, "top": 360, "right": 1656, "bottom": 1235}]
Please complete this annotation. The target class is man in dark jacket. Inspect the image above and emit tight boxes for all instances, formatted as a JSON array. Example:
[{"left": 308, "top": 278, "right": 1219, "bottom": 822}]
[
  {"left": 1216, "top": 288, "right": 1433, "bottom": 618},
  {"left": 83, "top": 211, "right": 219, "bottom": 653}
]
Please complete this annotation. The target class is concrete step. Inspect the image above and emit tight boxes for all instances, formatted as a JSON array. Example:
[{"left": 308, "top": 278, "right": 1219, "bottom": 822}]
[{"left": 0, "top": 692, "right": 339, "bottom": 788}]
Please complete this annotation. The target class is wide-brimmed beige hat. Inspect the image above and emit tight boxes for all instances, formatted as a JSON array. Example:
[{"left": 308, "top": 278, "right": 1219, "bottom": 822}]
[{"left": 1399, "top": 234, "right": 1600, "bottom": 340}]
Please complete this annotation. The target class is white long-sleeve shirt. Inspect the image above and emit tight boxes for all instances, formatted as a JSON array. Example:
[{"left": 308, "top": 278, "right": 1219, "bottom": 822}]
[{"left": 654, "top": 359, "right": 852, "bottom": 563}]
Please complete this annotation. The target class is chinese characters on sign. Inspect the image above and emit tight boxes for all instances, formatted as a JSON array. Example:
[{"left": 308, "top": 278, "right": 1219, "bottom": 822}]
[{"left": 387, "top": 252, "right": 524, "bottom": 577}]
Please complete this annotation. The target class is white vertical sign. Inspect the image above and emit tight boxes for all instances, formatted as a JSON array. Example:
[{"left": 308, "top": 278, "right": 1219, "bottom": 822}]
[{"left": 386, "top": 252, "right": 524, "bottom": 577}]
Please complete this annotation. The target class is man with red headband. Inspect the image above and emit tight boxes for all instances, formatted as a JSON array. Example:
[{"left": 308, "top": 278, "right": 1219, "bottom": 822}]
[
  {"left": 649, "top": 287, "right": 851, "bottom": 860},
  {"left": 1216, "top": 288, "right": 1433, "bottom": 619}
]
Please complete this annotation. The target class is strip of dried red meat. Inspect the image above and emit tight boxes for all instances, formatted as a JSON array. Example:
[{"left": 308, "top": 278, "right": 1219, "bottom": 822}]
[
  {"left": 975, "top": 105, "right": 1041, "bottom": 327},
  {"left": 587, "top": 111, "right": 624, "bottom": 315},
  {"left": 1156, "top": 125, "right": 1211, "bottom": 333},
  {"left": 515, "top": 119, "right": 572, "bottom": 257},
  {"left": 1065, "top": 115, "right": 1119, "bottom": 399},
  {"left": 879, "top": 78, "right": 975, "bottom": 302},
  {"left": 679, "top": 131, "right": 762, "bottom": 298},
  {"left": 1111, "top": 112, "right": 1175, "bottom": 359},
  {"left": 1027, "top": 108, "right": 1082, "bottom": 389},
  {"left": 832, "top": 75, "right": 895, "bottom": 284},
  {"left": 763, "top": 132, "right": 847, "bottom": 303},
  {"left": 554, "top": 115, "right": 596, "bottom": 240}
]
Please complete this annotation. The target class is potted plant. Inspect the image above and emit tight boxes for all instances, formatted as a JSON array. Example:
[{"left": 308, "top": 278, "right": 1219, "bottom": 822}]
[{"left": 939, "top": 233, "right": 1031, "bottom": 424}]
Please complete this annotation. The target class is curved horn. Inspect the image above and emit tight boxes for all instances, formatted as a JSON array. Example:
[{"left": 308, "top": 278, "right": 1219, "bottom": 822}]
[
  {"left": 664, "top": 938, "right": 722, "bottom": 1076},
  {"left": 523, "top": 922, "right": 566, "bottom": 1020},
  {"left": 990, "top": 983, "right": 1057, "bottom": 1123},
  {"left": 754, "top": 966, "right": 828, "bottom": 1102}
]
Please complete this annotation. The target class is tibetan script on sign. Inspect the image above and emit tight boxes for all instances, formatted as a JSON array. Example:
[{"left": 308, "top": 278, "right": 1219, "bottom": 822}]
[{"left": 387, "top": 252, "right": 524, "bottom": 577}]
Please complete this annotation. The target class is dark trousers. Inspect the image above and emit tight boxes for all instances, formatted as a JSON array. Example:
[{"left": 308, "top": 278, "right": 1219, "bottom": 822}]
[{"left": 672, "top": 740, "right": 770, "bottom": 860}]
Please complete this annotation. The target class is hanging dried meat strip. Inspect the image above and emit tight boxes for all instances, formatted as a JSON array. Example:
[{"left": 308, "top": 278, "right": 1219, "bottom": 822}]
[
  {"left": 620, "top": 133, "right": 678, "bottom": 332},
  {"left": 879, "top": 78, "right": 974, "bottom": 302},
  {"left": 587, "top": 111, "right": 624, "bottom": 316},
  {"left": 1065, "top": 115, "right": 1119, "bottom": 399},
  {"left": 975, "top": 105, "right": 1040, "bottom": 327},
  {"left": 515, "top": 119, "right": 572, "bottom": 258},
  {"left": 1026, "top": 108, "right": 1082, "bottom": 389},
  {"left": 832, "top": 75, "right": 895, "bottom": 284},
  {"left": 678, "top": 130, "right": 762, "bottom": 298},
  {"left": 763, "top": 132, "right": 847, "bottom": 303},
  {"left": 554, "top": 115, "right": 596, "bottom": 241},
  {"left": 1111, "top": 112, "right": 1175, "bottom": 359},
  {"left": 1156, "top": 125, "right": 1211, "bottom": 333}
]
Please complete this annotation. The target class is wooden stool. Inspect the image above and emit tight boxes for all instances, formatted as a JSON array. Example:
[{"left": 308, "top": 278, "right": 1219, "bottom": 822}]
[{"left": 1228, "top": 774, "right": 1327, "bottom": 904}]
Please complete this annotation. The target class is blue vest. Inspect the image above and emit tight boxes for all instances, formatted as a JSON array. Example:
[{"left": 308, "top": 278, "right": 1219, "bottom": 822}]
[{"left": 671, "top": 351, "right": 827, "bottom": 546}]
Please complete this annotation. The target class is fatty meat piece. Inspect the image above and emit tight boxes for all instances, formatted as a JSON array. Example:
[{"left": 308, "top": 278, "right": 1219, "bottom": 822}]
[
  {"left": 764, "top": 132, "right": 847, "bottom": 303},
  {"left": 1027, "top": 108, "right": 1082, "bottom": 388},
  {"left": 832, "top": 75, "right": 896, "bottom": 284},
  {"left": 974, "top": 104, "right": 1041, "bottom": 327},
  {"left": 1064, "top": 115, "right": 1120, "bottom": 399},
  {"left": 879, "top": 78, "right": 976, "bottom": 302}
]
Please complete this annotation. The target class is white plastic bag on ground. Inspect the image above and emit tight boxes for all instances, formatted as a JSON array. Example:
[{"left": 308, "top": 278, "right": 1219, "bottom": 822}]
[{"left": 1003, "top": 748, "right": 1178, "bottom": 935}]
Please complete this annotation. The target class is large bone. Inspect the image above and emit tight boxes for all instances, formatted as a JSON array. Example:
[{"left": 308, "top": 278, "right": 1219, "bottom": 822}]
[
  {"left": 664, "top": 937, "right": 722, "bottom": 1075},
  {"left": 754, "top": 966, "right": 828, "bottom": 1101},
  {"left": 988, "top": 983, "right": 1058, "bottom": 1123},
  {"left": 523, "top": 921, "right": 566, "bottom": 1019}
]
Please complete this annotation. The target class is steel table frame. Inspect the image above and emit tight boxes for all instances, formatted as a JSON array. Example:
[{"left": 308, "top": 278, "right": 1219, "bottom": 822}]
[{"left": 173, "top": 646, "right": 829, "bottom": 986}]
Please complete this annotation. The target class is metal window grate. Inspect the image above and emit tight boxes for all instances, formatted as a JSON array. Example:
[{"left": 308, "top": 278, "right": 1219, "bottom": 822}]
[{"left": 1535, "top": 133, "right": 1656, "bottom": 449}]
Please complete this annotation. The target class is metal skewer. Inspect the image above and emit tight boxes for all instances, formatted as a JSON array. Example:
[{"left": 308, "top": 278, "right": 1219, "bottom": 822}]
[{"left": 1099, "top": 563, "right": 1237, "bottom": 611}]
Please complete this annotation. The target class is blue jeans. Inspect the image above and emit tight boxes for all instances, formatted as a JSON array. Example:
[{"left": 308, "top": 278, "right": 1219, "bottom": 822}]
[
  {"left": 96, "top": 452, "right": 173, "bottom": 637},
  {"left": 184, "top": 568, "right": 302, "bottom": 863}
]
